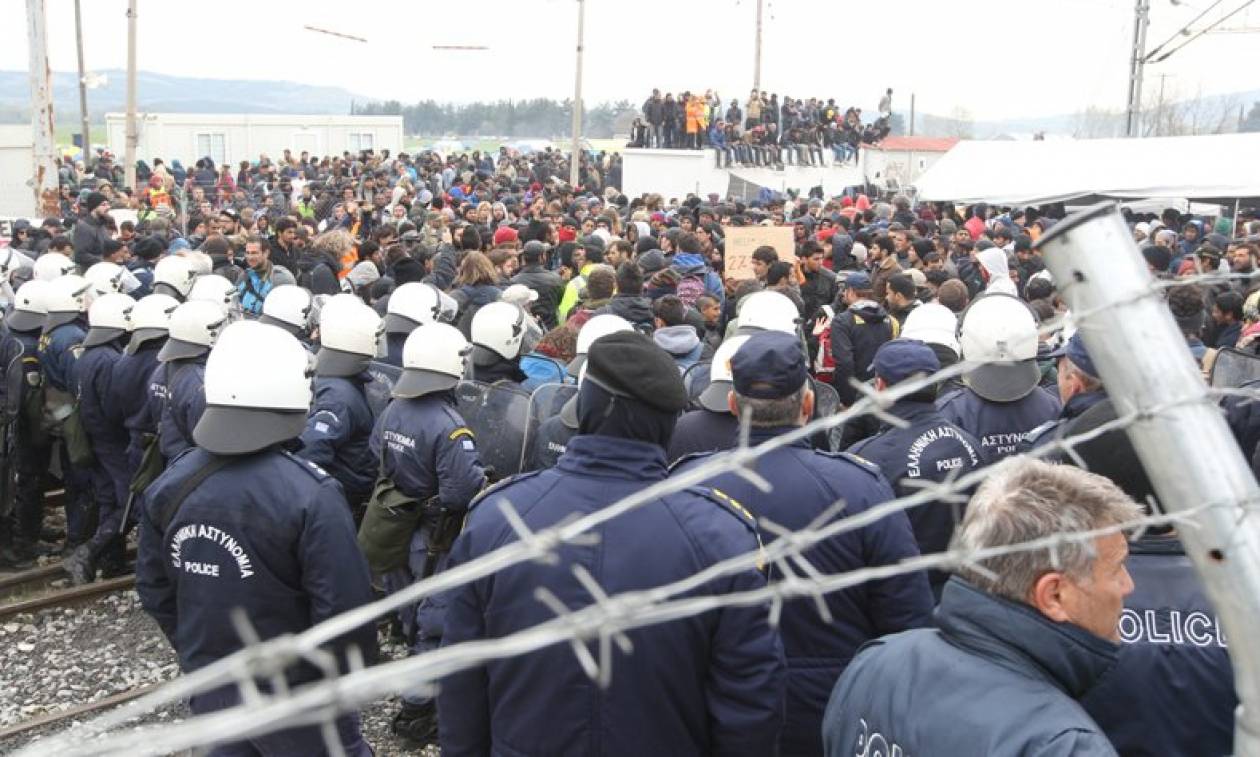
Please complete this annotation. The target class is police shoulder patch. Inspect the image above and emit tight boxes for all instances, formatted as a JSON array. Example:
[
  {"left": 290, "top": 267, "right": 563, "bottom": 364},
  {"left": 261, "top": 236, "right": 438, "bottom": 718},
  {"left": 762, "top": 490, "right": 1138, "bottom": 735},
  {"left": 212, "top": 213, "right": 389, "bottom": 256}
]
[
  {"left": 448, "top": 427, "right": 475, "bottom": 442},
  {"left": 467, "top": 470, "right": 543, "bottom": 512},
  {"left": 827, "top": 450, "right": 883, "bottom": 479},
  {"left": 1024, "top": 420, "right": 1060, "bottom": 446},
  {"left": 667, "top": 449, "right": 719, "bottom": 473},
  {"left": 694, "top": 487, "right": 766, "bottom": 570}
]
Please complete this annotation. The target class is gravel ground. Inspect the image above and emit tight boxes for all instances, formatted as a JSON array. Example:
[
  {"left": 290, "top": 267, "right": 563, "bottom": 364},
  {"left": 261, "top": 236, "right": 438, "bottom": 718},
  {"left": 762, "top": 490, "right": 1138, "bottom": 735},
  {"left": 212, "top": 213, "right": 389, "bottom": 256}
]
[{"left": 0, "top": 589, "right": 439, "bottom": 755}]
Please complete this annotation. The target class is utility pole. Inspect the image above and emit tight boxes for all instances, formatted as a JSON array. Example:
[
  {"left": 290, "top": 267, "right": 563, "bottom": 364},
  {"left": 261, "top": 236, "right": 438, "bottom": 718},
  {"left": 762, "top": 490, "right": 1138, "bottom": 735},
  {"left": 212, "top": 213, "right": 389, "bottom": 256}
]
[
  {"left": 124, "top": 0, "right": 138, "bottom": 191},
  {"left": 1124, "top": 0, "right": 1151, "bottom": 138},
  {"left": 26, "top": 0, "right": 57, "bottom": 216},
  {"left": 753, "top": 0, "right": 764, "bottom": 92},
  {"left": 1153, "top": 73, "right": 1170, "bottom": 137},
  {"left": 568, "top": 0, "right": 585, "bottom": 188},
  {"left": 909, "top": 93, "right": 916, "bottom": 136},
  {"left": 74, "top": 0, "right": 91, "bottom": 168}
]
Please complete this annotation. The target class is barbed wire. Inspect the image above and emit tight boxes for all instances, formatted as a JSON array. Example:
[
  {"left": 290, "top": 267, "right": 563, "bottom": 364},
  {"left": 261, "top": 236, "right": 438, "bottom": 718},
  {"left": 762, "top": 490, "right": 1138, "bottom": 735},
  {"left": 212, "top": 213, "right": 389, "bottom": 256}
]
[{"left": 20, "top": 259, "right": 1259, "bottom": 755}]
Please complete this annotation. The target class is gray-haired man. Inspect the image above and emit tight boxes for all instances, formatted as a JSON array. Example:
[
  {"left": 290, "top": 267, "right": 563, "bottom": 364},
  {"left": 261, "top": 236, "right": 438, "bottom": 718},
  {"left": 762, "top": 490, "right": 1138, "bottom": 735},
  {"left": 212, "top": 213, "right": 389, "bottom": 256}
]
[{"left": 822, "top": 457, "right": 1138, "bottom": 757}]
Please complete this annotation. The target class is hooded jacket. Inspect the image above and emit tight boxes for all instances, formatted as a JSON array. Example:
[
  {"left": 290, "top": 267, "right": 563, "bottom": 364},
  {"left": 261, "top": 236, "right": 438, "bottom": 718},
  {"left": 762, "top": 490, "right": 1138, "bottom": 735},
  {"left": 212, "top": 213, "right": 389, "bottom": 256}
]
[
  {"left": 595, "top": 294, "right": 655, "bottom": 333},
  {"left": 823, "top": 577, "right": 1120, "bottom": 757},
  {"left": 830, "top": 300, "right": 896, "bottom": 405},
  {"left": 652, "top": 324, "right": 703, "bottom": 370},
  {"left": 670, "top": 252, "right": 725, "bottom": 305},
  {"left": 977, "top": 247, "right": 1018, "bottom": 296}
]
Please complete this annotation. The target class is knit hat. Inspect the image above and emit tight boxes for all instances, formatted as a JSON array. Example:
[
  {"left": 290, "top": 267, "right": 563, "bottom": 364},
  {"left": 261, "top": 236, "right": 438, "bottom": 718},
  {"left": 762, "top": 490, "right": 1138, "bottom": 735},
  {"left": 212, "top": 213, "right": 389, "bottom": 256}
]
[{"left": 83, "top": 192, "right": 108, "bottom": 213}]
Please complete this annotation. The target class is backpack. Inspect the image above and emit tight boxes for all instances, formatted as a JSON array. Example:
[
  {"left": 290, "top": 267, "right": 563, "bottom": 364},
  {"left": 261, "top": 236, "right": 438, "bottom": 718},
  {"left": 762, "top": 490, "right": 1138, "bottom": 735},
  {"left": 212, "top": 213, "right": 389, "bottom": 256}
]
[{"left": 676, "top": 274, "right": 707, "bottom": 309}]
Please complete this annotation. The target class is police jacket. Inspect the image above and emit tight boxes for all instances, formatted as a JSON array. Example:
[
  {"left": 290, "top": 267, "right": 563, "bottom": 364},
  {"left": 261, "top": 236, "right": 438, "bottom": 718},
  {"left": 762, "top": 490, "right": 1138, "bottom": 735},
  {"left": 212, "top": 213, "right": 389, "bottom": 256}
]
[
  {"left": 1082, "top": 535, "right": 1235, "bottom": 757},
  {"left": 438, "top": 434, "right": 786, "bottom": 757},
  {"left": 38, "top": 320, "right": 87, "bottom": 393},
  {"left": 136, "top": 446, "right": 378, "bottom": 679},
  {"left": 830, "top": 301, "right": 895, "bottom": 406},
  {"left": 111, "top": 342, "right": 163, "bottom": 466},
  {"left": 158, "top": 359, "right": 207, "bottom": 462},
  {"left": 75, "top": 341, "right": 127, "bottom": 448},
  {"left": 0, "top": 324, "right": 32, "bottom": 428},
  {"left": 937, "top": 385, "right": 1061, "bottom": 464},
  {"left": 848, "top": 399, "right": 982, "bottom": 594},
  {"left": 381, "top": 332, "right": 405, "bottom": 368},
  {"left": 674, "top": 428, "right": 932, "bottom": 757},
  {"left": 369, "top": 393, "right": 484, "bottom": 508},
  {"left": 823, "top": 577, "right": 1120, "bottom": 757},
  {"left": 666, "top": 408, "right": 739, "bottom": 464},
  {"left": 297, "top": 374, "right": 377, "bottom": 504}
]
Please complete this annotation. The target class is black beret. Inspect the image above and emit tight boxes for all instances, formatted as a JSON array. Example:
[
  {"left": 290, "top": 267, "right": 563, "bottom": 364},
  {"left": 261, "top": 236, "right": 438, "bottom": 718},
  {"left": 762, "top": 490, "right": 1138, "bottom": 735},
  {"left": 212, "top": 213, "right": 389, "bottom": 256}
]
[{"left": 585, "top": 331, "right": 688, "bottom": 413}]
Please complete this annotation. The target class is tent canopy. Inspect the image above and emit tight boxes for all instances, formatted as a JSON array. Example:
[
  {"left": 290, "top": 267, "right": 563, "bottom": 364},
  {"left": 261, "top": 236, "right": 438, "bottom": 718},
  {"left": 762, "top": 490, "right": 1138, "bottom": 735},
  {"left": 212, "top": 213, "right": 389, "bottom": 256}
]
[{"left": 912, "top": 133, "right": 1260, "bottom": 206}]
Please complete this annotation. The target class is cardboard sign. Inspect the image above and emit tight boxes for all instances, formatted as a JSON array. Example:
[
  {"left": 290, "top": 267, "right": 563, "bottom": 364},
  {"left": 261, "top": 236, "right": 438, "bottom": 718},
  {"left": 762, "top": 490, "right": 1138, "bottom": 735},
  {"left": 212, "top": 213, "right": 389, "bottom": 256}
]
[{"left": 722, "top": 225, "right": 796, "bottom": 280}]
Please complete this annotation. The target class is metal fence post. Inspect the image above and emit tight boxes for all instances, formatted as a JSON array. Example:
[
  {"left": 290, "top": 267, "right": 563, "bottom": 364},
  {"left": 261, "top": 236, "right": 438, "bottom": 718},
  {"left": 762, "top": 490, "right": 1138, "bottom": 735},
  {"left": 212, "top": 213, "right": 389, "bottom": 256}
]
[{"left": 1038, "top": 201, "right": 1260, "bottom": 755}]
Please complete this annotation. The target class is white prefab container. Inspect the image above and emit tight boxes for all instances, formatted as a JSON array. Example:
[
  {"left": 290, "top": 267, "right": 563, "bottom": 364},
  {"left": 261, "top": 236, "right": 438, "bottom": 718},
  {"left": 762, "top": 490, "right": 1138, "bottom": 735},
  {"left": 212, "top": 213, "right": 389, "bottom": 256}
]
[
  {"left": 0, "top": 125, "right": 36, "bottom": 219},
  {"left": 104, "top": 113, "right": 404, "bottom": 167},
  {"left": 621, "top": 148, "right": 866, "bottom": 202}
]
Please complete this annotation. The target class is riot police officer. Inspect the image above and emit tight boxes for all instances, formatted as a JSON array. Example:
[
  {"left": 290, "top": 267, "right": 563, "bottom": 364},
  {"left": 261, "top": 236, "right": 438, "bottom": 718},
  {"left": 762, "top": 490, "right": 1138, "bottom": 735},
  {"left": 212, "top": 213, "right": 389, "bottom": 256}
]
[
  {"left": 565, "top": 312, "right": 633, "bottom": 378},
  {"left": 672, "top": 330, "right": 932, "bottom": 757},
  {"left": 667, "top": 335, "right": 749, "bottom": 462},
  {"left": 38, "top": 274, "right": 96, "bottom": 550},
  {"left": 62, "top": 293, "right": 135, "bottom": 583},
  {"left": 297, "top": 294, "right": 380, "bottom": 511},
  {"left": 151, "top": 255, "right": 196, "bottom": 302},
  {"left": 381, "top": 282, "right": 446, "bottom": 367},
  {"left": 32, "top": 252, "right": 76, "bottom": 283},
  {"left": 368, "top": 322, "right": 486, "bottom": 744},
  {"left": 0, "top": 280, "right": 52, "bottom": 564},
  {"left": 136, "top": 320, "right": 376, "bottom": 756},
  {"left": 469, "top": 301, "right": 530, "bottom": 386},
  {"left": 155, "top": 300, "right": 225, "bottom": 460},
  {"left": 112, "top": 294, "right": 179, "bottom": 503},
  {"left": 438, "top": 331, "right": 785, "bottom": 756},
  {"left": 187, "top": 273, "right": 241, "bottom": 316},
  {"left": 847, "top": 339, "right": 982, "bottom": 595},
  {"left": 258, "top": 284, "right": 314, "bottom": 344},
  {"left": 937, "top": 293, "right": 1060, "bottom": 463}
]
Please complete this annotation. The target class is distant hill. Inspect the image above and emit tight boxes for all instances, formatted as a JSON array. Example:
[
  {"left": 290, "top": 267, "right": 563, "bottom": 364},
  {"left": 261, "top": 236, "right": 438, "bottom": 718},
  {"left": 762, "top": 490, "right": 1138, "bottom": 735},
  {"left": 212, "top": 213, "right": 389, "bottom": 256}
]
[{"left": 0, "top": 69, "right": 373, "bottom": 121}]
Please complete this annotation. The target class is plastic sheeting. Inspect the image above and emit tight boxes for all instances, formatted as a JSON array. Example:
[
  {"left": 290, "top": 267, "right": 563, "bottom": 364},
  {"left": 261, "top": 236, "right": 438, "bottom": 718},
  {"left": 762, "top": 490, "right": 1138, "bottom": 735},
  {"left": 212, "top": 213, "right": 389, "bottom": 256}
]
[{"left": 913, "top": 133, "right": 1260, "bottom": 206}]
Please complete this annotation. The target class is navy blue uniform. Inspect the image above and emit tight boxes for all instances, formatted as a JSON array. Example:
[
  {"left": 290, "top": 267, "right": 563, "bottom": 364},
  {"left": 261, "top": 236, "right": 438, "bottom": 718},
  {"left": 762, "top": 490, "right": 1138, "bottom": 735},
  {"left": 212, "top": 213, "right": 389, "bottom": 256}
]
[
  {"left": 158, "top": 359, "right": 207, "bottom": 462},
  {"left": 674, "top": 428, "right": 932, "bottom": 757},
  {"left": 439, "top": 434, "right": 786, "bottom": 757},
  {"left": 381, "top": 332, "right": 405, "bottom": 368},
  {"left": 9, "top": 327, "right": 48, "bottom": 544},
  {"left": 665, "top": 408, "right": 739, "bottom": 463},
  {"left": 369, "top": 393, "right": 484, "bottom": 706},
  {"left": 524, "top": 414, "right": 575, "bottom": 471},
  {"left": 1082, "top": 535, "right": 1235, "bottom": 757},
  {"left": 298, "top": 374, "right": 377, "bottom": 506},
  {"left": 38, "top": 321, "right": 94, "bottom": 544},
  {"left": 937, "top": 384, "right": 1061, "bottom": 464},
  {"left": 111, "top": 342, "right": 164, "bottom": 477},
  {"left": 848, "top": 400, "right": 983, "bottom": 595},
  {"left": 136, "top": 446, "right": 377, "bottom": 756},
  {"left": 75, "top": 341, "right": 130, "bottom": 550}
]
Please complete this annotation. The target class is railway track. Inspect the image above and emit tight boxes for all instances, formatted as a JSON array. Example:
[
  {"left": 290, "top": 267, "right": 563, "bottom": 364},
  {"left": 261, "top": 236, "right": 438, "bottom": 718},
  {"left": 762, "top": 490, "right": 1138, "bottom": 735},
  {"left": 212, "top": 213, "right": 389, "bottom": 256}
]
[
  {"left": 0, "top": 573, "right": 137, "bottom": 621},
  {"left": 0, "top": 683, "right": 157, "bottom": 742}
]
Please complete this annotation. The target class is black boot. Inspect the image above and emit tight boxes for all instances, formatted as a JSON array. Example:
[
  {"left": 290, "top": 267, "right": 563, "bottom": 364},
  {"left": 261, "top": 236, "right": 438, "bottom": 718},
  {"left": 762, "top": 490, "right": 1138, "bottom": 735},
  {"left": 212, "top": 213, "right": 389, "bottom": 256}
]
[
  {"left": 62, "top": 542, "right": 96, "bottom": 585},
  {"left": 391, "top": 700, "right": 438, "bottom": 744}
]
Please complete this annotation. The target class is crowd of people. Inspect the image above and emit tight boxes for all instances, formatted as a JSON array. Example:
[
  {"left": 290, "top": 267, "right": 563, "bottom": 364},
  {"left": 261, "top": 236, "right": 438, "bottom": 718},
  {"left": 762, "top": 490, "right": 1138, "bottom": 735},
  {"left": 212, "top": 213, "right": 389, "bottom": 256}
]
[
  {"left": 630, "top": 87, "right": 894, "bottom": 169},
  {"left": 0, "top": 139, "right": 1257, "bottom": 757}
]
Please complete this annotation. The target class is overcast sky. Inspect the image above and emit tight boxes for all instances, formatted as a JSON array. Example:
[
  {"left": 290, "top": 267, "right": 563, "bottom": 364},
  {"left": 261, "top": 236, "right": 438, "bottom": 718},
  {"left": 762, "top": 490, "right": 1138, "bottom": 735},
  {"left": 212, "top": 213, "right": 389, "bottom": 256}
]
[{"left": 7, "top": 0, "right": 1259, "bottom": 121}]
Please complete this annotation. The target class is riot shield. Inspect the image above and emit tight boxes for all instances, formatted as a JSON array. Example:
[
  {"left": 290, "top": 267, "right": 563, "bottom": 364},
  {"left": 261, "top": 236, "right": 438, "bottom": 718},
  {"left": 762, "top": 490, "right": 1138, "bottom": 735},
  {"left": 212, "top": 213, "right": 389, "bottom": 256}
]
[
  {"left": 682, "top": 361, "right": 713, "bottom": 408},
  {"left": 1210, "top": 348, "right": 1260, "bottom": 389},
  {"left": 810, "top": 378, "right": 844, "bottom": 452},
  {"left": 365, "top": 361, "right": 402, "bottom": 417},
  {"left": 454, "top": 380, "right": 531, "bottom": 480},
  {"left": 522, "top": 383, "right": 579, "bottom": 471}
]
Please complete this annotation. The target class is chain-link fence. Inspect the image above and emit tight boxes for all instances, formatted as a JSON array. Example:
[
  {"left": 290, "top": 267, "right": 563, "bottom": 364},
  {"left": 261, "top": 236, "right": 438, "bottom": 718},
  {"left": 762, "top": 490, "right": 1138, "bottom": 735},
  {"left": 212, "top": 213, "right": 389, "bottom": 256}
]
[{"left": 18, "top": 202, "right": 1260, "bottom": 756}]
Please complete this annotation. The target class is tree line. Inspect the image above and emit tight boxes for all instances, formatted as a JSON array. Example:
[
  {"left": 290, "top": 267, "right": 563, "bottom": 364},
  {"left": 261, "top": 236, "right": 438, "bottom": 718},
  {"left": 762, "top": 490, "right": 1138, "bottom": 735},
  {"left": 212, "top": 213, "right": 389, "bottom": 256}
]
[{"left": 354, "top": 98, "right": 639, "bottom": 139}]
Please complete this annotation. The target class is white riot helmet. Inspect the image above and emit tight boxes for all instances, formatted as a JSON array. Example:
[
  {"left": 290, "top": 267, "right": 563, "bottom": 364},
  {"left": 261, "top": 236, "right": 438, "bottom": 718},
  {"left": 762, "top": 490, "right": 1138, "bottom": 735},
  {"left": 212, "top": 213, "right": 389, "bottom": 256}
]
[
  {"left": 194, "top": 321, "right": 315, "bottom": 456},
  {"left": 315, "top": 293, "right": 383, "bottom": 377},
  {"left": 0, "top": 247, "right": 35, "bottom": 279},
  {"left": 159, "top": 300, "right": 228, "bottom": 362},
  {"left": 82, "top": 293, "right": 135, "bottom": 348},
  {"left": 260, "top": 284, "right": 314, "bottom": 338},
  {"left": 7, "top": 279, "right": 53, "bottom": 332},
  {"left": 126, "top": 293, "right": 180, "bottom": 354},
  {"left": 393, "top": 323, "right": 471, "bottom": 398},
  {"left": 567, "top": 313, "right": 633, "bottom": 377},
  {"left": 470, "top": 301, "right": 528, "bottom": 366},
  {"left": 153, "top": 255, "right": 196, "bottom": 300},
  {"left": 384, "top": 282, "right": 444, "bottom": 334},
  {"left": 44, "top": 274, "right": 95, "bottom": 332},
  {"left": 959, "top": 293, "right": 1040, "bottom": 402},
  {"left": 33, "top": 252, "right": 76, "bottom": 282},
  {"left": 188, "top": 274, "right": 239, "bottom": 313},
  {"left": 901, "top": 303, "right": 961, "bottom": 361},
  {"left": 697, "top": 335, "right": 751, "bottom": 413},
  {"left": 85, "top": 262, "right": 128, "bottom": 297},
  {"left": 737, "top": 290, "right": 799, "bottom": 334}
]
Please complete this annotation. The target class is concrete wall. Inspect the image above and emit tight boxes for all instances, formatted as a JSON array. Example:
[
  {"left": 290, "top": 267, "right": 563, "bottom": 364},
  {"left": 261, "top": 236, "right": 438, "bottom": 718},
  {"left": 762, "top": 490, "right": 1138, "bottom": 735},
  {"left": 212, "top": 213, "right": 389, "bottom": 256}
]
[
  {"left": 622, "top": 148, "right": 866, "bottom": 201},
  {"left": 104, "top": 114, "right": 404, "bottom": 168}
]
